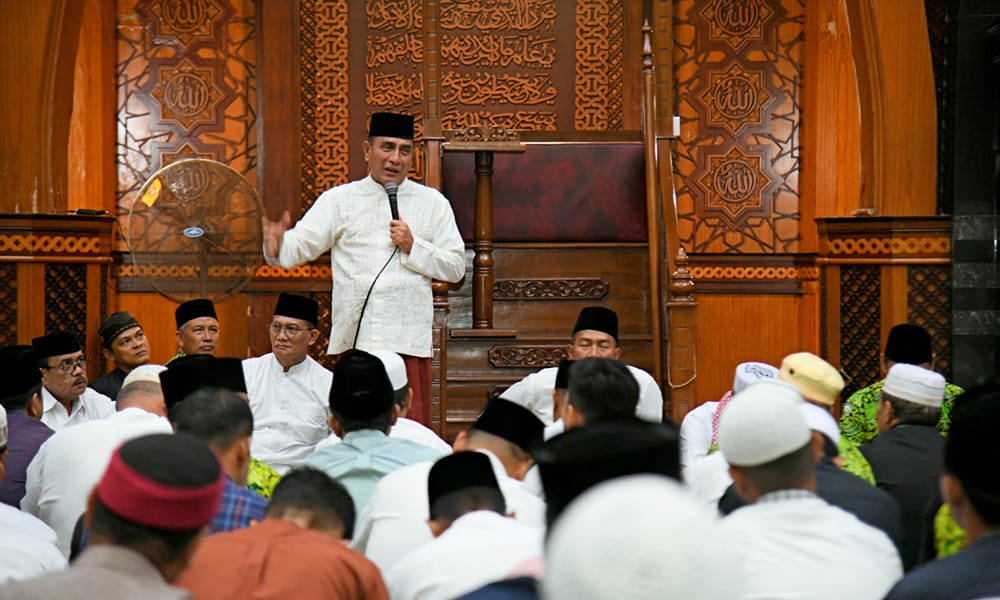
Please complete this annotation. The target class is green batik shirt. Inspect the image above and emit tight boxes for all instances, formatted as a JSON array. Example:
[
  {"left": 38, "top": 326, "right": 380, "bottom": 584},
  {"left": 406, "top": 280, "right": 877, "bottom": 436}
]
[
  {"left": 247, "top": 457, "right": 281, "bottom": 499},
  {"left": 935, "top": 502, "right": 967, "bottom": 558},
  {"left": 839, "top": 379, "right": 964, "bottom": 446},
  {"left": 838, "top": 435, "right": 875, "bottom": 484}
]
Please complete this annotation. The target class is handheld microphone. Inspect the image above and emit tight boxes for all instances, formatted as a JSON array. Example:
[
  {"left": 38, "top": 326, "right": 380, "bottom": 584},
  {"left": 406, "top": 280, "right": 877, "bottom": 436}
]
[{"left": 384, "top": 182, "right": 399, "bottom": 220}]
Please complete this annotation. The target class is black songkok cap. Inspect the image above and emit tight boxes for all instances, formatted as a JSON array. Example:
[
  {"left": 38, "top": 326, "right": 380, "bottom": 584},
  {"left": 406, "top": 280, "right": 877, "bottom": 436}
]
[
  {"left": 884, "top": 324, "right": 933, "bottom": 365},
  {"left": 572, "top": 306, "right": 619, "bottom": 341},
  {"left": 368, "top": 112, "right": 415, "bottom": 140},
  {"left": 273, "top": 293, "right": 319, "bottom": 327},
  {"left": 31, "top": 332, "right": 80, "bottom": 359},
  {"left": 555, "top": 359, "right": 575, "bottom": 390},
  {"left": 535, "top": 419, "right": 681, "bottom": 526},
  {"left": 471, "top": 397, "right": 545, "bottom": 453},
  {"left": 328, "top": 351, "right": 394, "bottom": 421},
  {"left": 160, "top": 355, "right": 246, "bottom": 409},
  {"left": 427, "top": 451, "right": 501, "bottom": 507},
  {"left": 0, "top": 345, "right": 41, "bottom": 398},
  {"left": 175, "top": 298, "right": 218, "bottom": 329},
  {"left": 99, "top": 312, "right": 141, "bottom": 348}
]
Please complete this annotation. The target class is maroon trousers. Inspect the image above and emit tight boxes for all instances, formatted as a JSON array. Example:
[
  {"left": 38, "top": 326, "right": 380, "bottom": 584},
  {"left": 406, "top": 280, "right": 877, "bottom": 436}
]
[{"left": 401, "top": 354, "right": 432, "bottom": 426}]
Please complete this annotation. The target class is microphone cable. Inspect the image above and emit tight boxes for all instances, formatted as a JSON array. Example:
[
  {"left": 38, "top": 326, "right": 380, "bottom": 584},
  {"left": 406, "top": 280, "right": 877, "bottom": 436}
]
[{"left": 352, "top": 183, "right": 402, "bottom": 349}]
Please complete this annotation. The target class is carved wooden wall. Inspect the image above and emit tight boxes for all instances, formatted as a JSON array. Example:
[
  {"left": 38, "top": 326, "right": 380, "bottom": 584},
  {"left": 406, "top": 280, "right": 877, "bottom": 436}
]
[{"left": 61, "top": 0, "right": 951, "bottom": 427}]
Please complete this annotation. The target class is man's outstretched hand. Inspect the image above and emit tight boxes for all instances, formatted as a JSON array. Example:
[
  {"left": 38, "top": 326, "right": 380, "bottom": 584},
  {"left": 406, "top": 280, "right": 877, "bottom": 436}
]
[{"left": 262, "top": 210, "right": 291, "bottom": 258}]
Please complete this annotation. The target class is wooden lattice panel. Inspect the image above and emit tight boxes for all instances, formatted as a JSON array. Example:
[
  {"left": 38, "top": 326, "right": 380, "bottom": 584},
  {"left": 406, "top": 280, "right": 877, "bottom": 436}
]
[
  {"left": 908, "top": 265, "right": 953, "bottom": 380},
  {"left": 839, "top": 265, "right": 882, "bottom": 398},
  {"left": 0, "top": 264, "right": 16, "bottom": 347},
  {"left": 0, "top": 235, "right": 102, "bottom": 255},
  {"left": 44, "top": 264, "right": 88, "bottom": 340},
  {"left": 673, "top": 0, "right": 803, "bottom": 253},
  {"left": 116, "top": 0, "right": 258, "bottom": 250}
]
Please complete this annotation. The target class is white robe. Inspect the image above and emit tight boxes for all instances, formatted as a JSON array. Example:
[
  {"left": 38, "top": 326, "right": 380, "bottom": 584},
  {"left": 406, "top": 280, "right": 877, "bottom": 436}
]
[
  {"left": 719, "top": 490, "right": 903, "bottom": 599},
  {"left": 0, "top": 503, "right": 66, "bottom": 584},
  {"left": 21, "top": 408, "right": 173, "bottom": 556},
  {"left": 39, "top": 387, "right": 114, "bottom": 432},
  {"left": 243, "top": 353, "right": 332, "bottom": 475},
  {"left": 502, "top": 364, "right": 664, "bottom": 424},
  {"left": 351, "top": 449, "right": 546, "bottom": 572},
  {"left": 266, "top": 175, "right": 465, "bottom": 358},
  {"left": 384, "top": 510, "right": 544, "bottom": 600}
]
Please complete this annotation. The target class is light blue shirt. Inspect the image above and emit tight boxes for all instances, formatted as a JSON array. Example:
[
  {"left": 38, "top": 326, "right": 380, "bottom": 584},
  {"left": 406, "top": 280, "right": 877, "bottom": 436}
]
[{"left": 305, "top": 429, "right": 445, "bottom": 515}]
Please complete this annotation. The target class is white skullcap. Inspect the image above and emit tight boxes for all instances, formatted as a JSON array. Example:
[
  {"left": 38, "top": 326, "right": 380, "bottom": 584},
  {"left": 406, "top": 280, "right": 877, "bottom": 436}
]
[
  {"left": 799, "top": 402, "right": 839, "bottom": 445},
  {"left": 0, "top": 404, "right": 7, "bottom": 449},
  {"left": 368, "top": 350, "right": 408, "bottom": 392},
  {"left": 883, "top": 363, "right": 945, "bottom": 407},
  {"left": 121, "top": 364, "right": 168, "bottom": 388},
  {"left": 718, "top": 379, "right": 810, "bottom": 467},
  {"left": 543, "top": 475, "right": 743, "bottom": 600},
  {"left": 732, "top": 361, "right": 779, "bottom": 395}
]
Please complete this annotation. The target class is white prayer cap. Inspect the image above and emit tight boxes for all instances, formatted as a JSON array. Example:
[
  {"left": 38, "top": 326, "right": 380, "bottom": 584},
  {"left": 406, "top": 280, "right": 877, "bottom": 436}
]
[
  {"left": 544, "top": 475, "right": 743, "bottom": 600},
  {"left": 0, "top": 404, "right": 7, "bottom": 449},
  {"left": 799, "top": 402, "right": 840, "bottom": 445},
  {"left": 718, "top": 380, "right": 810, "bottom": 467},
  {"left": 368, "top": 350, "right": 408, "bottom": 392},
  {"left": 121, "top": 364, "right": 168, "bottom": 388},
  {"left": 883, "top": 363, "right": 945, "bottom": 407},
  {"left": 731, "top": 361, "right": 779, "bottom": 395}
]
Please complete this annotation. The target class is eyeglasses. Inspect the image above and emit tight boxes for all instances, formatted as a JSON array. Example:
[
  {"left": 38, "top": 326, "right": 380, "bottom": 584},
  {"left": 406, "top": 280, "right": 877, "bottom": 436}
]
[
  {"left": 43, "top": 356, "right": 87, "bottom": 374},
  {"left": 270, "top": 322, "right": 309, "bottom": 337}
]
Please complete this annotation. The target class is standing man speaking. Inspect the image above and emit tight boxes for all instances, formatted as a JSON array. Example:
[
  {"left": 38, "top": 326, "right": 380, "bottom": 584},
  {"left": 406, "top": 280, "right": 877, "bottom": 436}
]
[{"left": 262, "top": 113, "right": 465, "bottom": 426}]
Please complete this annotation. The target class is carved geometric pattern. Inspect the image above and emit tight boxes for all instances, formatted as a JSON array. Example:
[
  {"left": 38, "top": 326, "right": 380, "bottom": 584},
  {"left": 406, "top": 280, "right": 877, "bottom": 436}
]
[
  {"left": 674, "top": 0, "right": 801, "bottom": 253},
  {"left": 575, "top": 0, "right": 624, "bottom": 130},
  {"left": 839, "top": 266, "right": 882, "bottom": 399},
  {"left": 488, "top": 345, "right": 568, "bottom": 368},
  {"left": 0, "top": 264, "right": 16, "bottom": 347},
  {"left": 116, "top": 0, "right": 257, "bottom": 251},
  {"left": 827, "top": 237, "right": 951, "bottom": 256},
  {"left": 908, "top": 265, "right": 953, "bottom": 380},
  {"left": 688, "top": 265, "right": 819, "bottom": 281},
  {"left": 697, "top": 0, "right": 777, "bottom": 51},
  {"left": 299, "top": 0, "right": 350, "bottom": 210},
  {"left": 692, "top": 144, "right": 780, "bottom": 226},
  {"left": 448, "top": 124, "right": 521, "bottom": 143},
  {"left": 308, "top": 291, "right": 338, "bottom": 372},
  {"left": 44, "top": 264, "right": 88, "bottom": 340},
  {"left": 0, "top": 235, "right": 102, "bottom": 254},
  {"left": 493, "top": 278, "right": 609, "bottom": 300},
  {"left": 695, "top": 60, "right": 774, "bottom": 135},
  {"left": 100, "top": 264, "right": 110, "bottom": 373},
  {"left": 117, "top": 263, "right": 335, "bottom": 281}
]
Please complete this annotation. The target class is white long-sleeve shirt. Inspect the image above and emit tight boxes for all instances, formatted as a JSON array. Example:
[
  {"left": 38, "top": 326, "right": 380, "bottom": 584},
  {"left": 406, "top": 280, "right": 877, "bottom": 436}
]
[
  {"left": 384, "top": 510, "right": 544, "bottom": 600},
  {"left": 719, "top": 490, "right": 903, "bottom": 599},
  {"left": 266, "top": 175, "right": 465, "bottom": 358},
  {"left": 21, "top": 408, "right": 173, "bottom": 556},
  {"left": 40, "top": 387, "right": 114, "bottom": 432},
  {"left": 243, "top": 353, "right": 332, "bottom": 475},
  {"left": 502, "top": 364, "right": 664, "bottom": 424}
]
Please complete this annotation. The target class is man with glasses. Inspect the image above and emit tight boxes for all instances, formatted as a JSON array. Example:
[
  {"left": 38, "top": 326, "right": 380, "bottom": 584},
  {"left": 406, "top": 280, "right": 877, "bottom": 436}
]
[
  {"left": 242, "top": 293, "right": 332, "bottom": 474},
  {"left": 32, "top": 333, "right": 114, "bottom": 431}
]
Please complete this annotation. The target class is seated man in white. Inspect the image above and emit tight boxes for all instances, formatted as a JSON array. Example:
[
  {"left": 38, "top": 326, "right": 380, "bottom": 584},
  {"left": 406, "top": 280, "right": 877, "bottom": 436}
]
[
  {"left": 243, "top": 292, "right": 332, "bottom": 474},
  {"left": 352, "top": 397, "right": 546, "bottom": 572},
  {"left": 679, "top": 361, "right": 778, "bottom": 468},
  {"left": 502, "top": 306, "right": 663, "bottom": 429},
  {"left": 716, "top": 380, "right": 903, "bottom": 599},
  {"left": 314, "top": 349, "right": 451, "bottom": 455},
  {"left": 21, "top": 366, "right": 173, "bottom": 556},
  {"left": 0, "top": 404, "right": 66, "bottom": 583},
  {"left": 385, "top": 452, "right": 544, "bottom": 600},
  {"left": 32, "top": 333, "right": 114, "bottom": 431}
]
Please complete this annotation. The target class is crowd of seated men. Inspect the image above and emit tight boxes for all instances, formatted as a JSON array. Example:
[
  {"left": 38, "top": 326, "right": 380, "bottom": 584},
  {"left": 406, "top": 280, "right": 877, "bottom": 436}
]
[{"left": 0, "top": 301, "right": 995, "bottom": 600}]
